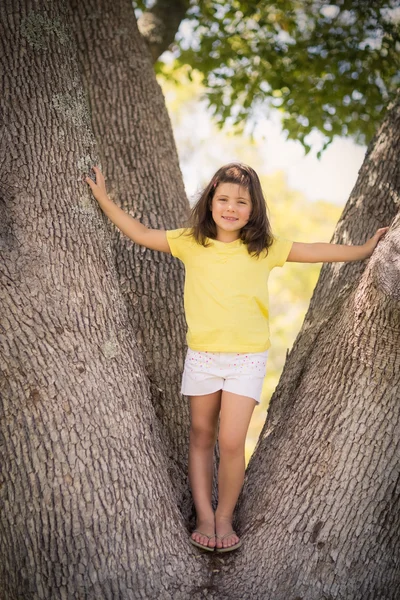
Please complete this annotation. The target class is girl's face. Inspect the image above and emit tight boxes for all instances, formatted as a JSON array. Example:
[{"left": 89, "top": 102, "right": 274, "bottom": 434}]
[{"left": 211, "top": 182, "right": 252, "bottom": 241}]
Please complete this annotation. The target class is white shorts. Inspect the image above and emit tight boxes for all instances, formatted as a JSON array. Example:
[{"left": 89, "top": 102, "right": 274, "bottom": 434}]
[{"left": 181, "top": 349, "right": 269, "bottom": 404}]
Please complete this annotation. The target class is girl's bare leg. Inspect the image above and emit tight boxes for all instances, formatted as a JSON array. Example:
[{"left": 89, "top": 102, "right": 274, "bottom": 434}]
[
  {"left": 215, "top": 391, "right": 257, "bottom": 549},
  {"left": 189, "top": 391, "right": 221, "bottom": 548}
]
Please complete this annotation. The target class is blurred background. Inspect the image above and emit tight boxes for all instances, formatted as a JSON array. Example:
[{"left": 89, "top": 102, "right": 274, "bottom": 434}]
[{"left": 134, "top": 0, "right": 400, "bottom": 461}]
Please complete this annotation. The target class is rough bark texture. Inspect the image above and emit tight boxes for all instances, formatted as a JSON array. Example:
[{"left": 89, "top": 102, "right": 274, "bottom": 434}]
[
  {"left": 137, "top": 0, "right": 189, "bottom": 63},
  {"left": 217, "top": 97, "right": 400, "bottom": 599},
  {"left": 0, "top": 2, "right": 205, "bottom": 598},
  {"left": 69, "top": 0, "right": 193, "bottom": 516}
]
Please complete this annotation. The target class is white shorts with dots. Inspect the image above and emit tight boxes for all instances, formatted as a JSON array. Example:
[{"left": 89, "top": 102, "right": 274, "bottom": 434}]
[{"left": 181, "top": 349, "right": 269, "bottom": 404}]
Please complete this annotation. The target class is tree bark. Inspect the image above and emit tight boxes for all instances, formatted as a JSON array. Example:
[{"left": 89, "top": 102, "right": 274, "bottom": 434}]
[
  {"left": 219, "top": 96, "right": 400, "bottom": 599},
  {"left": 0, "top": 2, "right": 203, "bottom": 598},
  {"left": 68, "top": 0, "right": 193, "bottom": 515}
]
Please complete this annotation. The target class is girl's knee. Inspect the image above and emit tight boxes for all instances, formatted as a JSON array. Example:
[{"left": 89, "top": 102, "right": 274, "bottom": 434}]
[
  {"left": 218, "top": 434, "right": 245, "bottom": 458},
  {"left": 190, "top": 423, "right": 217, "bottom": 449}
]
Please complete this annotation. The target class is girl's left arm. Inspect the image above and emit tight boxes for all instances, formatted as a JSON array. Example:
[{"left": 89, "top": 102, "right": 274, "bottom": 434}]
[{"left": 287, "top": 227, "right": 390, "bottom": 263}]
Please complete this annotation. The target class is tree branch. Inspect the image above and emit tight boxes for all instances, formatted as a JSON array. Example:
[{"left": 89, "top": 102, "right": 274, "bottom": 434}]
[{"left": 137, "top": 0, "right": 189, "bottom": 63}]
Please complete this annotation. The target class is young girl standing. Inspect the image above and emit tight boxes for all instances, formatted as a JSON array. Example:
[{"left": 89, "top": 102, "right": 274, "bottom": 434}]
[{"left": 86, "top": 163, "right": 388, "bottom": 553}]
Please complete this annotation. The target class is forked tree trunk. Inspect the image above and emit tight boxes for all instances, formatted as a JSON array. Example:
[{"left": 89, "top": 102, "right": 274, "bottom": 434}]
[
  {"left": 1, "top": 0, "right": 400, "bottom": 598},
  {"left": 69, "top": 0, "right": 192, "bottom": 515},
  {"left": 0, "top": 2, "right": 202, "bottom": 598}
]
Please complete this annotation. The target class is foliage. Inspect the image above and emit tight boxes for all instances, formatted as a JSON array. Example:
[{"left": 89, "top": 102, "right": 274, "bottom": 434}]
[{"left": 137, "top": 0, "right": 400, "bottom": 153}]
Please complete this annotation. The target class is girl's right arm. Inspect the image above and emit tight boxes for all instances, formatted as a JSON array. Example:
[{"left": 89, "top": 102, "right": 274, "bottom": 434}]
[{"left": 85, "top": 166, "right": 170, "bottom": 253}]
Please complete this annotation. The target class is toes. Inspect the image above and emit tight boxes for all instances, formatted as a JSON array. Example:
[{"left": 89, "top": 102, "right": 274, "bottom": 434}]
[
  {"left": 192, "top": 532, "right": 216, "bottom": 547},
  {"left": 196, "top": 533, "right": 206, "bottom": 545},
  {"left": 223, "top": 534, "right": 239, "bottom": 548}
]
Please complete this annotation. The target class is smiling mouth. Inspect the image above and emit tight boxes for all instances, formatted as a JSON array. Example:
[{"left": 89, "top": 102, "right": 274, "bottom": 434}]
[{"left": 222, "top": 217, "right": 238, "bottom": 221}]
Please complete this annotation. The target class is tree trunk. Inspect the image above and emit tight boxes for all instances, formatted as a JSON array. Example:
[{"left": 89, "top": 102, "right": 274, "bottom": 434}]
[
  {"left": 0, "top": 2, "right": 202, "bottom": 598},
  {"left": 68, "top": 0, "right": 192, "bottom": 514},
  {"left": 218, "top": 96, "right": 400, "bottom": 599}
]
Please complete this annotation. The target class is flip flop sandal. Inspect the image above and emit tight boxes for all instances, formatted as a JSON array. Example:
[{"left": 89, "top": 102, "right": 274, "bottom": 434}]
[
  {"left": 190, "top": 530, "right": 217, "bottom": 552},
  {"left": 215, "top": 532, "right": 242, "bottom": 553}
]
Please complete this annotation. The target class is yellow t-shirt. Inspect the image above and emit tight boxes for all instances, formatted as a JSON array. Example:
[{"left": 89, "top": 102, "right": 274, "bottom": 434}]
[{"left": 166, "top": 229, "right": 293, "bottom": 352}]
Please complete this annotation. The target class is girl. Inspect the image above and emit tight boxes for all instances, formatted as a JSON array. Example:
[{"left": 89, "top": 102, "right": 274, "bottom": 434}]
[{"left": 85, "top": 163, "right": 388, "bottom": 553}]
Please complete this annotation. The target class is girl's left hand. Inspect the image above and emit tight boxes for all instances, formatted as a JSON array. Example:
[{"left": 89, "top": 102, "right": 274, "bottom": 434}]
[{"left": 363, "top": 227, "right": 390, "bottom": 257}]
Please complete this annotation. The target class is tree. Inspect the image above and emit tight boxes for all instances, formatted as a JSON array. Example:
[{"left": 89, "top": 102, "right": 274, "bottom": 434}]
[
  {"left": 1, "top": 1, "right": 399, "bottom": 599},
  {"left": 67, "top": 0, "right": 194, "bottom": 514},
  {"left": 137, "top": 0, "right": 400, "bottom": 152},
  {"left": 0, "top": 1, "right": 197, "bottom": 597}
]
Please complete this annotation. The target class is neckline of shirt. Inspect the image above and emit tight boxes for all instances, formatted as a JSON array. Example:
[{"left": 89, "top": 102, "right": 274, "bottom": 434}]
[{"left": 207, "top": 237, "right": 243, "bottom": 249}]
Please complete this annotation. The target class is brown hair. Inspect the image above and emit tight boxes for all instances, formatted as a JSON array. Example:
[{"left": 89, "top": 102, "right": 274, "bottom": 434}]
[{"left": 188, "top": 163, "right": 274, "bottom": 257}]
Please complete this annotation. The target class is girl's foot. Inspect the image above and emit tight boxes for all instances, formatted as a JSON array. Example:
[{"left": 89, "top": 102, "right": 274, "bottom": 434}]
[
  {"left": 191, "top": 519, "right": 216, "bottom": 550},
  {"left": 215, "top": 516, "right": 241, "bottom": 551}
]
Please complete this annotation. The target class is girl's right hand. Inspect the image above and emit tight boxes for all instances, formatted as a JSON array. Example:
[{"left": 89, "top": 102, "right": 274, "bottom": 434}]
[
  {"left": 84, "top": 165, "right": 171, "bottom": 253},
  {"left": 85, "top": 166, "right": 108, "bottom": 203}
]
